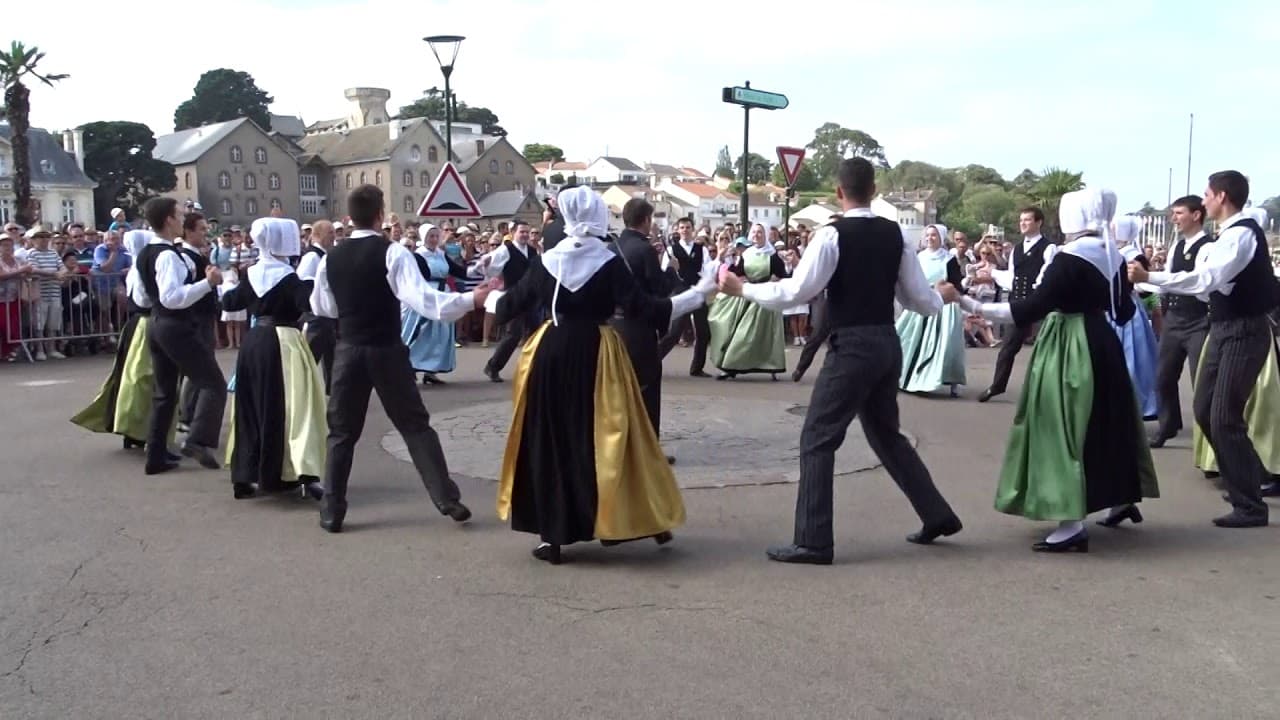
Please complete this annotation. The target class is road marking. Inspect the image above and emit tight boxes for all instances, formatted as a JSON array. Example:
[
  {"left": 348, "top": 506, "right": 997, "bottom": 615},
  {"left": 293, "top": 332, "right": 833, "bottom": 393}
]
[{"left": 16, "top": 379, "right": 73, "bottom": 387}]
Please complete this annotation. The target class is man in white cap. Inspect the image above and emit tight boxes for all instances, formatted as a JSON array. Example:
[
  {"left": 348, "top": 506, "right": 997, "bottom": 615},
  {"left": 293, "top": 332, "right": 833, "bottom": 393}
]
[{"left": 108, "top": 208, "right": 130, "bottom": 233}]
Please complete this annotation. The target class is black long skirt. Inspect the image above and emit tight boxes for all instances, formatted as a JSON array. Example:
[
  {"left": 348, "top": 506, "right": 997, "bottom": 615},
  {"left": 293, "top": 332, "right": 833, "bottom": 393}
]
[
  {"left": 229, "top": 325, "right": 289, "bottom": 491},
  {"left": 1080, "top": 314, "right": 1152, "bottom": 513}
]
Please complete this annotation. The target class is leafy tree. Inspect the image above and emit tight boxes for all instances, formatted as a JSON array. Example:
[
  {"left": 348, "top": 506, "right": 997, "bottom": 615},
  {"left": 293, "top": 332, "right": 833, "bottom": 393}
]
[
  {"left": 735, "top": 152, "right": 772, "bottom": 184},
  {"left": 173, "top": 69, "right": 273, "bottom": 130},
  {"left": 714, "top": 145, "right": 734, "bottom": 178},
  {"left": 1028, "top": 167, "right": 1085, "bottom": 239},
  {"left": 771, "top": 160, "right": 820, "bottom": 192},
  {"left": 878, "top": 160, "right": 962, "bottom": 218},
  {"left": 1, "top": 42, "right": 68, "bottom": 227},
  {"left": 397, "top": 90, "right": 506, "bottom": 135},
  {"left": 549, "top": 173, "right": 565, "bottom": 185},
  {"left": 806, "top": 123, "right": 887, "bottom": 181},
  {"left": 1011, "top": 168, "right": 1040, "bottom": 195},
  {"left": 79, "top": 121, "right": 176, "bottom": 227},
  {"left": 1262, "top": 196, "right": 1280, "bottom": 232},
  {"left": 522, "top": 143, "right": 564, "bottom": 164},
  {"left": 961, "top": 184, "right": 1018, "bottom": 227},
  {"left": 958, "top": 164, "right": 1007, "bottom": 189}
]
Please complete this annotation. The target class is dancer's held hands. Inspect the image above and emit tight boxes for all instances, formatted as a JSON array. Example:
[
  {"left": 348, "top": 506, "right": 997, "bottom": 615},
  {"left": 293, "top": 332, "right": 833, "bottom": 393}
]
[
  {"left": 717, "top": 270, "right": 743, "bottom": 297},
  {"left": 472, "top": 283, "right": 492, "bottom": 309},
  {"left": 205, "top": 266, "right": 223, "bottom": 286},
  {"left": 1126, "top": 261, "right": 1148, "bottom": 283},
  {"left": 935, "top": 281, "right": 959, "bottom": 303}
]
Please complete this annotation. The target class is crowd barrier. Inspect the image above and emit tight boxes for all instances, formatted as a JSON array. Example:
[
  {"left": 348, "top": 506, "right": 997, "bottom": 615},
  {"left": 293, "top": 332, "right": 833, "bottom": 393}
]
[{"left": 2, "top": 269, "right": 130, "bottom": 363}]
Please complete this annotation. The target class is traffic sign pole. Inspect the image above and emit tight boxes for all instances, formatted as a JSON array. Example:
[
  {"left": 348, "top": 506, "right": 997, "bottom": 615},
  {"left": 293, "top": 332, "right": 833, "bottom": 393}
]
[
  {"left": 740, "top": 86, "right": 750, "bottom": 232},
  {"left": 774, "top": 147, "right": 806, "bottom": 244},
  {"left": 722, "top": 81, "right": 789, "bottom": 237}
]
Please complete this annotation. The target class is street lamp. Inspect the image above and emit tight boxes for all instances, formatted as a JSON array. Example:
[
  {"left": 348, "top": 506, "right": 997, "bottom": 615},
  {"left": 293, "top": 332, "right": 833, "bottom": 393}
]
[{"left": 423, "top": 34, "right": 465, "bottom": 161}]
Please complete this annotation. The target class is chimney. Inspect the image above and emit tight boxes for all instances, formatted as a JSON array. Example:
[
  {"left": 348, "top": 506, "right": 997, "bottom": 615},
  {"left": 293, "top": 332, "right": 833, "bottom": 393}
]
[
  {"left": 475, "top": 139, "right": 485, "bottom": 156},
  {"left": 389, "top": 120, "right": 400, "bottom": 141},
  {"left": 343, "top": 87, "right": 391, "bottom": 129},
  {"left": 72, "top": 129, "right": 85, "bottom": 171},
  {"left": 62, "top": 129, "right": 75, "bottom": 155}
]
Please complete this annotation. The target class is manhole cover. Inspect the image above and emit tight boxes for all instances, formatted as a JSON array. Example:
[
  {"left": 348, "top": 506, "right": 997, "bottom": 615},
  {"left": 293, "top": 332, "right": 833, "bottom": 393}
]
[{"left": 382, "top": 396, "right": 914, "bottom": 489}]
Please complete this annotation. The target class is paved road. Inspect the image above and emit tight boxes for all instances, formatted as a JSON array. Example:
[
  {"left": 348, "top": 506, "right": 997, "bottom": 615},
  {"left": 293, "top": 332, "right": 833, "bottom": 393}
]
[{"left": 2, "top": 344, "right": 1278, "bottom": 718}]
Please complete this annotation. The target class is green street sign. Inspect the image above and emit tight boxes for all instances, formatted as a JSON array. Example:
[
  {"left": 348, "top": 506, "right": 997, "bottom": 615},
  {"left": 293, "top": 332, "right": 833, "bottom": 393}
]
[{"left": 722, "top": 86, "right": 788, "bottom": 110}]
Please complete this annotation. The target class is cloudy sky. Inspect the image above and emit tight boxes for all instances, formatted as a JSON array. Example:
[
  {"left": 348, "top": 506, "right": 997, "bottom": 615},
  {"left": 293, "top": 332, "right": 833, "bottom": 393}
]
[{"left": 16, "top": 0, "right": 1280, "bottom": 211}]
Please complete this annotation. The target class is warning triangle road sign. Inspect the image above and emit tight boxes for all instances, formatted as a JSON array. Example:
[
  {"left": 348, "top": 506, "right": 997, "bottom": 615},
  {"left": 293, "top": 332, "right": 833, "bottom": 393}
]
[
  {"left": 776, "top": 146, "right": 806, "bottom": 187},
  {"left": 417, "top": 162, "right": 481, "bottom": 218}
]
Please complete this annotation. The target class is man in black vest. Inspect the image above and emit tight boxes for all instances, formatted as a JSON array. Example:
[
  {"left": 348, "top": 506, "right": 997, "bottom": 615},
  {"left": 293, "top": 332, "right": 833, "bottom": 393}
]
[
  {"left": 791, "top": 214, "right": 844, "bottom": 382},
  {"left": 1149, "top": 195, "right": 1213, "bottom": 447},
  {"left": 979, "top": 207, "right": 1055, "bottom": 402},
  {"left": 297, "top": 219, "right": 336, "bottom": 393},
  {"left": 309, "top": 184, "right": 489, "bottom": 532},
  {"left": 1131, "top": 170, "right": 1272, "bottom": 527},
  {"left": 658, "top": 216, "right": 712, "bottom": 377},
  {"left": 135, "top": 198, "right": 226, "bottom": 476},
  {"left": 719, "top": 158, "right": 963, "bottom": 564},
  {"left": 176, "top": 211, "right": 218, "bottom": 431},
  {"left": 480, "top": 220, "right": 539, "bottom": 382},
  {"left": 611, "top": 198, "right": 681, "bottom": 463}
]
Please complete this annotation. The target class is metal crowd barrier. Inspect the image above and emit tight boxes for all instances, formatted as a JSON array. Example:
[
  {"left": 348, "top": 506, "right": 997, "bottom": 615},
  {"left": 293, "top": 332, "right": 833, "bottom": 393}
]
[{"left": 2, "top": 269, "right": 130, "bottom": 363}]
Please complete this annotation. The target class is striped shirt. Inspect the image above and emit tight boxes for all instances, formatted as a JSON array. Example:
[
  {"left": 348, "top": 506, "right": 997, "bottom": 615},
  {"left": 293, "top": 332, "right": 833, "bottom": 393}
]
[{"left": 26, "top": 249, "right": 63, "bottom": 300}]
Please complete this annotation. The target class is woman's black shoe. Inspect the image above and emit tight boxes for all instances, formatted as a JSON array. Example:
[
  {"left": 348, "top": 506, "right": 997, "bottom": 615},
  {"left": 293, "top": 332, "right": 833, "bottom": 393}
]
[
  {"left": 1032, "top": 530, "right": 1089, "bottom": 553},
  {"left": 532, "top": 543, "right": 562, "bottom": 564},
  {"left": 1096, "top": 505, "right": 1143, "bottom": 528},
  {"left": 654, "top": 531, "right": 674, "bottom": 545},
  {"left": 122, "top": 437, "right": 145, "bottom": 450},
  {"left": 233, "top": 482, "right": 257, "bottom": 499}
]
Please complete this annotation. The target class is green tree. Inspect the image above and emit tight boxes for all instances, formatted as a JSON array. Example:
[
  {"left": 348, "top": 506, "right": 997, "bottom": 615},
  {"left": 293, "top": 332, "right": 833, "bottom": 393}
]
[
  {"left": 961, "top": 184, "right": 1018, "bottom": 227},
  {"left": 79, "top": 121, "right": 176, "bottom": 227},
  {"left": 806, "top": 123, "right": 888, "bottom": 181},
  {"left": 397, "top": 90, "right": 506, "bottom": 135},
  {"left": 549, "top": 172, "right": 565, "bottom": 185},
  {"left": 958, "top": 164, "right": 1007, "bottom": 189},
  {"left": 0, "top": 42, "right": 68, "bottom": 227},
  {"left": 173, "top": 69, "right": 273, "bottom": 130},
  {"left": 1262, "top": 196, "right": 1280, "bottom": 232},
  {"left": 1029, "top": 167, "right": 1085, "bottom": 238},
  {"left": 735, "top": 152, "right": 772, "bottom": 184},
  {"left": 771, "top": 160, "right": 820, "bottom": 192},
  {"left": 715, "top": 145, "right": 734, "bottom": 178},
  {"left": 522, "top": 143, "right": 564, "bottom": 164},
  {"left": 877, "top": 160, "right": 963, "bottom": 217},
  {"left": 1011, "top": 168, "right": 1040, "bottom": 195}
]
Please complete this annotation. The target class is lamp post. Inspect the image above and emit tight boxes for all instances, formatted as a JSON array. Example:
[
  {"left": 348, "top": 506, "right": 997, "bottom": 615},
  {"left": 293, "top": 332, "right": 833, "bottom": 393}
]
[{"left": 424, "top": 34, "right": 465, "bottom": 160}]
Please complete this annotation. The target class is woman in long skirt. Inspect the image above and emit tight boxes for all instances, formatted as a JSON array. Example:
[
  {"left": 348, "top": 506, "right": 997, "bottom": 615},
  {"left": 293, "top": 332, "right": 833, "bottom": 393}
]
[
  {"left": 495, "top": 187, "right": 715, "bottom": 564},
  {"left": 221, "top": 218, "right": 326, "bottom": 500},
  {"left": 708, "top": 224, "right": 788, "bottom": 380},
  {"left": 1111, "top": 216, "right": 1159, "bottom": 419},
  {"left": 402, "top": 224, "right": 468, "bottom": 385},
  {"left": 71, "top": 230, "right": 174, "bottom": 451},
  {"left": 896, "top": 224, "right": 966, "bottom": 396},
  {"left": 959, "top": 188, "right": 1158, "bottom": 552}
]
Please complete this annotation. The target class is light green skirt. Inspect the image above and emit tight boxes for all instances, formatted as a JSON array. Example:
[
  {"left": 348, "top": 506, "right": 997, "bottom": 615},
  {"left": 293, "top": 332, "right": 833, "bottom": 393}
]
[
  {"left": 1191, "top": 329, "right": 1280, "bottom": 473},
  {"left": 708, "top": 294, "right": 786, "bottom": 373}
]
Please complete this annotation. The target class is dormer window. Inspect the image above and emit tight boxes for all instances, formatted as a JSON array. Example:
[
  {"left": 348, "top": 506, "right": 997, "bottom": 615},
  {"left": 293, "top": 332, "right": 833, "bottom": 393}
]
[
  {"left": 475, "top": 139, "right": 485, "bottom": 156},
  {"left": 39, "top": 159, "right": 55, "bottom": 175}
]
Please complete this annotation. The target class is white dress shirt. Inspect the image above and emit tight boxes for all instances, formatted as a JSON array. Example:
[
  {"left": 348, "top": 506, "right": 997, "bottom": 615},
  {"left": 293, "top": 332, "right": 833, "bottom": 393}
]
[
  {"left": 309, "top": 229, "right": 474, "bottom": 322},
  {"left": 296, "top": 247, "right": 325, "bottom": 281},
  {"left": 1146, "top": 213, "right": 1256, "bottom": 302},
  {"left": 992, "top": 234, "right": 1058, "bottom": 292},
  {"left": 140, "top": 236, "right": 213, "bottom": 310},
  {"left": 124, "top": 265, "right": 151, "bottom": 309},
  {"left": 741, "top": 208, "right": 942, "bottom": 315},
  {"left": 476, "top": 240, "right": 531, "bottom": 279}
]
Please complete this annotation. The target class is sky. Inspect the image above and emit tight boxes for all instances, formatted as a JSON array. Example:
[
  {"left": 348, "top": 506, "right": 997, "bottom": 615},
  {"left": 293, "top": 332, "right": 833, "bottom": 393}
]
[{"left": 13, "top": 0, "right": 1280, "bottom": 211}]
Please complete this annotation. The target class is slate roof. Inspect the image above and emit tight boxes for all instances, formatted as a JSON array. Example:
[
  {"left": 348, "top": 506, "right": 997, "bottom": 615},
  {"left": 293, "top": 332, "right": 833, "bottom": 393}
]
[
  {"left": 450, "top": 135, "right": 507, "bottom": 171},
  {"left": 599, "top": 156, "right": 642, "bottom": 172},
  {"left": 269, "top": 114, "right": 306, "bottom": 138},
  {"left": 152, "top": 118, "right": 250, "bottom": 165},
  {"left": 297, "top": 118, "right": 437, "bottom": 167},
  {"left": 645, "top": 162, "right": 682, "bottom": 176},
  {"left": 0, "top": 124, "right": 95, "bottom": 187},
  {"left": 477, "top": 189, "right": 535, "bottom": 217}
]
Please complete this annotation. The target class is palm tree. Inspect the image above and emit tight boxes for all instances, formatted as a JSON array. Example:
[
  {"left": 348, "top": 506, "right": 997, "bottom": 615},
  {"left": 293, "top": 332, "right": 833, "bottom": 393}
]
[
  {"left": 1, "top": 42, "right": 68, "bottom": 227},
  {"left": 1030, "top": 167, "right": 1084, "bottom": 239}
]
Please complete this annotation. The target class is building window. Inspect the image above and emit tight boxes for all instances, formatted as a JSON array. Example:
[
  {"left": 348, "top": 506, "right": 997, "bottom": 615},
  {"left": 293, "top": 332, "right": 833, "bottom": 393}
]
[
  {"left": 230, "top": 146, "right": 243, "bottom": 163},
  {"left": 420, "top": 171, "right": 430, "bottom": 187},
  {"left": 0, "top": 198, "right": 10, "bottom": 224},
  {"left": 427, "top": 146, "right": 438, "bottom": 162},
  {"left": 244, "top": 173, "right": 257, "bottom": 190},
  {"left": 184, "top": 172, "right": 191, "bottom": 190},
  {"left": 301, "top": 174, "right": 317, "bottom": 193},
  {"left": 246, "top": 198, "right": 258, "bottom": 215},
  {"left": 301, "top": 198, "right": 319, "bottom": 216},
  {"left": 269, "top": 172, "right": 281, "bottom": 190},
  {"left": 483, "top": 180, "right": 492, "bottom": 195},
  {"left": 404, "top": 196, "right": 415, "bottom": 213},
  {"left": 270, "top": 198, "right": 282, "bottom": 211},
  {"left": 60, "top": 199, "right": 75, "bottom": 224},
  {"left": 360, "top": 172, "right": 367, "bottom": 185},
  {"left": 375, "top": 170, "right": 382, "bottom": 187},
  {"left": 220, "top": 198, "right": 232, "bottom": 215},
  {"left": 403, "top": 170, "right": 413, "bottom": 187},
  {"left": 410, "top": 145, "right": 421, "bottom": 162},
  {"left": 489, "top": 159, "right": 499, "bottom": 174},
  {"left": 505, "top": 160, "right": 514, "bottom": 175},
  {"left": 513, "top": 182, "right": 523, "bottom": 193},
  {"left": 218, "top": 171, "right": 232, "bottom": 189},
  {"left": 345, "top": 173, "right": 352, "bottom": 189},
  {"left": 254, "top": 147, "right": 268, "bottom": 163}
]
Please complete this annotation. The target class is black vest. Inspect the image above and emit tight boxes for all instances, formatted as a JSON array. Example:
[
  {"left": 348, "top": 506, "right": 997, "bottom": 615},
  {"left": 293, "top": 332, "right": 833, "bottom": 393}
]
[
  {"left": 305, "top": 244, "right": 326, "bottom": 258},
  {"left": 1209, "top": 218, "right": 1277, "bottom": 322},
  {"left": 1165, "top": 232, "right": 1213, "bottom": 317},
  {"left": 826, "top": 216, "right": 904, "bottom": 328},
  {"left": 669, "top": 241, "right": 705, "bottom": 287},
  {"left": 500, "top": 241, "right": 533, "bottom": 288},
  {"left": 179, "top": 246, "right": 218, "bottom": 319},
  {"left": 325, "top": 234, "right": 401, "bottom": 346},
  {"left": 1011, "top": 237, "right": 1051, "bottom": 300},
  {"left": 136, "top": 243, "right": 195, "bottom": 320}
]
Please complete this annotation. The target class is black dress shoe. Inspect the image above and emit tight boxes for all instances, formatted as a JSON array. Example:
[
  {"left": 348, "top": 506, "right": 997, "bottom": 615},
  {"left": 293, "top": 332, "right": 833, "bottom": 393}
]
[
  {"left": 791, "top": 370, "right": 804, "bottom": 383},
  {"left": 765, "top": 544, "right": 833, "bottom": 565},
  {"left": 690, "top": 370, "right": 711, "bottom": 378},
  {"left": 977, "top": 387, "right": 1003, "bottom": 403},
  {"left": 181, "top": 442, "right": 221, "bottom": 470},
  {"left": 421, "top": 373, "right": 445, "bottom": 386},
  {"left": 1148, "top": 432, "right": 1175, "bottom": 449},
  {"left": 440, "top": 501, "right": 472, "bottom": 522},
  {"left": 666, "top": 455, "right": 676, "bottom": 465},
  {"left": 484, "top": 366, "right": 503, "bottom": 383},
  {"left": 1032, "top": 530, "right": 1089, "bottom": 553},
  {"left": 144, "top": 460, "right": 180, "bottom": 476},
  {"left": 320, "top": 499, "right": 347, "bottom": 533},
  {"left": 233, "top": 482, "right": 257, "bottom": 499},
  {"left": 532, "top": 542, "right": 562, "bottom": 564},
  {"left": 122, "top": 437, "right": 145, "bottom": 450},
  {"left": 654, "top": 531, "right": 674, "bottom": 545},
  {"left": 1096, "top": 505, "right": 1143, "bottom": 528},
  {"left": 907, "top": 515, "right": 963, "bottom": 545},
  {"left": 1203, "top": 470, "right": 1221, "bottom": 479},
  {"left": 1262, "top": 482, "right": 1280, "bottom": 498},
  {"left": 1212, "top": 512, "right": 1268, "bottom": 528},
  {"left": 715, "top": 372, "right": 736, "bottom": 381},
  {"left": 302, "top": 482, "right": 324, "bottom": 501}
]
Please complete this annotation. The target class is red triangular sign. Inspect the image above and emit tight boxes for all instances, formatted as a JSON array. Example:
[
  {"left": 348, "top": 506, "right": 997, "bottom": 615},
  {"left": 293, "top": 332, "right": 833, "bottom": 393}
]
[
  {"left": 417, "top": 162, "right": 481, "bottom": 218},
  {"left": 776, "top": 146, "right": 806, "bottom": 187}
]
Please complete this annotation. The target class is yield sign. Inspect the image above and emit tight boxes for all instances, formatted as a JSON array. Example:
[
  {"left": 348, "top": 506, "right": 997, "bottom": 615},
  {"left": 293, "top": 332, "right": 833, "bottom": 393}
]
[
  {"left": 776, "top": 146, "right": 806, "bottom": 187},
  {"left": 417, "top": 162, "right": 481, "bottom": 218}
]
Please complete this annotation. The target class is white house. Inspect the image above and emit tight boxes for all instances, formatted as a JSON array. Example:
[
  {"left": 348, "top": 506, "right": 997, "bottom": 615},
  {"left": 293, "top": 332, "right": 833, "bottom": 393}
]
[
  {"left": 532, "top": 160, "right": 589, "bottom": 199},
  {"left": 583, "top": 156, "right": 645, "bottom": 185},
  {"left": 657, "top": 181, "right": 738, "bottom": 226},
  {"left": 644, "top": 163, "right": 711, "bottom": 189}
]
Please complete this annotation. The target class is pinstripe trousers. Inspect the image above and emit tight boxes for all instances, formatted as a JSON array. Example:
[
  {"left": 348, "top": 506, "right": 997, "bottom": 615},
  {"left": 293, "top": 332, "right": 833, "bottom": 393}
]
[
  {"left": 1193, "top": 315, "right": 1271, "bottom": 520},
  {"left": 794, "top": 326, "right": 956, "bottom": 549}
]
